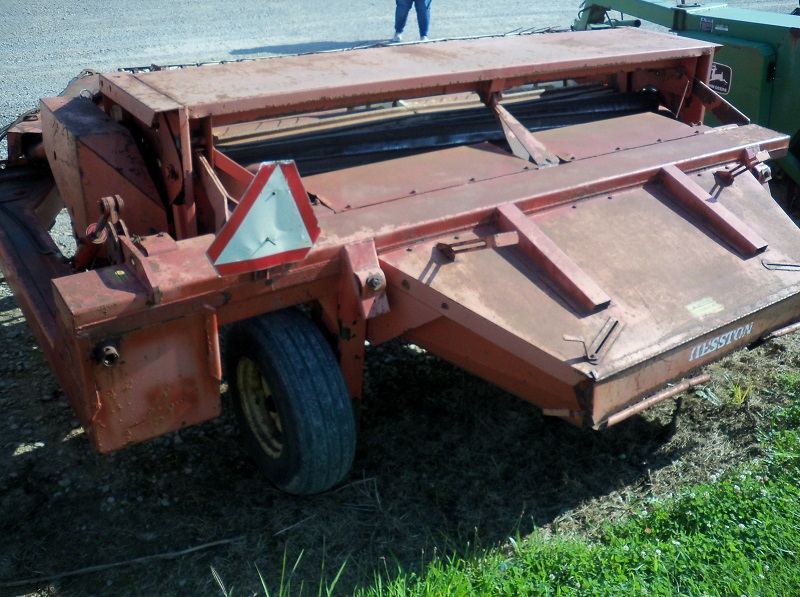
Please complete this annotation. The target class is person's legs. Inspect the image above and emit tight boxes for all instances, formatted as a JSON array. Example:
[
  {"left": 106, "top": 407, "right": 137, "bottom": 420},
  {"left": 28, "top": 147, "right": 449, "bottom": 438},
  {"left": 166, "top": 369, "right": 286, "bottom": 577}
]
[
  {"left": 394, "top": 0, "right": 413, "bottom": 35},
  {"left": 414, "top": 0, "right": 432, "bottom": 38}
]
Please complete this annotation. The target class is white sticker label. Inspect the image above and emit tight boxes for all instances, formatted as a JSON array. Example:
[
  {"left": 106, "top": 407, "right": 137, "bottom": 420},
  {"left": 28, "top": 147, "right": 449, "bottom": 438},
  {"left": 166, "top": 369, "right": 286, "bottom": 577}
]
[{"left": 686, "top": 297, "right": 725, "bottom": 319}]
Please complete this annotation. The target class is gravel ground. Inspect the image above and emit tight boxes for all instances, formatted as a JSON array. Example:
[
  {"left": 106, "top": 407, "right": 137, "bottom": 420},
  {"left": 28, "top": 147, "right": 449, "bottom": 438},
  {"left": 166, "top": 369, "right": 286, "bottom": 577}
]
[
  {"left": 2, "top": 1, "right": 800, "bottom": 596},
  {"left": 2, "top": 0, "right": 797, "bottom": 147}
]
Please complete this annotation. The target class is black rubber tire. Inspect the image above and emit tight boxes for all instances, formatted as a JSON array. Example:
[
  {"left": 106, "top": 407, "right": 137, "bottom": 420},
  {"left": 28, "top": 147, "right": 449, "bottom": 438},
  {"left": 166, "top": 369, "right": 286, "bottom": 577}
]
[{"left": 225, "top": 308, "right": 356, "bottom": 495}]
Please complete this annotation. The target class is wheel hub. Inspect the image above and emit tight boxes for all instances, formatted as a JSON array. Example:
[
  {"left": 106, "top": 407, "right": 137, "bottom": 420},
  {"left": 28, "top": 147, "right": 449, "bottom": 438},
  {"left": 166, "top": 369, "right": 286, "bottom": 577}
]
[{"left": 237, "top": 357, "right": 283, "bottom": 458}]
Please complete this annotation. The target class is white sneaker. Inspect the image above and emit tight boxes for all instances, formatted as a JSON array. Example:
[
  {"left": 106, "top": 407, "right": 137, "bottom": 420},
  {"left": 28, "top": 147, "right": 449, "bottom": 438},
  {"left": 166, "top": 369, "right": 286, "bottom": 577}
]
[
  {"left": 390, "top": 33, "right": 402, "bottom": 43},
  {"left": 420, "top": 36, "right": 429, "bottom": 41}
]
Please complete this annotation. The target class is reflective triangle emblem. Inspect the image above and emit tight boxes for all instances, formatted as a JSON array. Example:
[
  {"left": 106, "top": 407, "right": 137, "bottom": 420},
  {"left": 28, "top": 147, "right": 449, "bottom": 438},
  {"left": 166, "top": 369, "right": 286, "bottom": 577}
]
[{"left": 207, "top": 161, "right": 320, "bottom": 276}]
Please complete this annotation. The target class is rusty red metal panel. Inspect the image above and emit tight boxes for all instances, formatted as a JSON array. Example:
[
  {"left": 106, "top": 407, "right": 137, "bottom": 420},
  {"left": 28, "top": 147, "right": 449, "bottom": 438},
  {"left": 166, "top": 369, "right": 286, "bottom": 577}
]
[
  {"left": 4, "top": 112, "right": 44, "bottom": 162},
  {"left": 351, "top": 120, "right": 795, "bottom": 424},
  {"left": 532, "top": 111, "right": 705, "bottom": 161},
  {"left": 100, "top": 29, "right": 717, "bottom": 125},
  {"left": 374, "top": 163, "right": 800, "bottom": 424},
  {"left": 310, "top": 118, "right": 788, "bottom": 255},
  {"left": 53, "top": 309, "right": 222, "bottom": 452},
  {"left": 40, "top": 97, "right": 169, "bottom": 238},
  {"left": 305, "top": 143, "right": 528, "bottom": 212},
  {"left": 590, "top": 292, "right": 800, "bottom": 427},
  {"left": 404, "top": 317, "right": 584, "bottom": 413},
  {"left": 0, "top": 169, "right": 71, "bottom": 350},
  {"left": 379, "top": 239, "right": 588, "bottom": 387},
  {"left": 533, "top": 170, "right": 800, "bottom": 386},
  {"left": 367, "top": 288, "right": 441, "bottom": 346},
  {"left": 97, "top": 72, "right": 183, "bottom": 126}
]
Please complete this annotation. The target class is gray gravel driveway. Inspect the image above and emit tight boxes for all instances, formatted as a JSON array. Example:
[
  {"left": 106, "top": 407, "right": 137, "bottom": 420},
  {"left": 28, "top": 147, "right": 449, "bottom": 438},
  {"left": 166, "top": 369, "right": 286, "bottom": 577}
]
[{"left": 2, "top": 0, "right": 797, "bottom": 149}]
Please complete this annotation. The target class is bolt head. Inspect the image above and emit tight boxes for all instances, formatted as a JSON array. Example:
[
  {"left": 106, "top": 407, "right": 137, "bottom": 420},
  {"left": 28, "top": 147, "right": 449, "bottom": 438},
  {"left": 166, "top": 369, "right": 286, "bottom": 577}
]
[{"left": 365, "top": 274, "right": 383, "bottom": 291}]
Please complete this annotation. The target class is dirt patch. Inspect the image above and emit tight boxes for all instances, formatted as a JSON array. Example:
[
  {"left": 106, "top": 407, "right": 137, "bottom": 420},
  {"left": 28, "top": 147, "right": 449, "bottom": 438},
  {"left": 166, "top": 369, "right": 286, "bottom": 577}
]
[{"left": 0, "top": 278, "right": 796, "bottom": 596}]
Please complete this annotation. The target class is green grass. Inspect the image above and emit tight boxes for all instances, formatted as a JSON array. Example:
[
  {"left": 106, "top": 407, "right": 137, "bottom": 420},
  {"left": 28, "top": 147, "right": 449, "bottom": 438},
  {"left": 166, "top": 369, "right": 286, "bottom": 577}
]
[
  {"left": 347, "top": 373, "right": 800, "bottom": 597},
  {"left": 216, "top": 547, "right": 347, "bottom": 597},
  {"left": 234, "top": 373, "right": 800, "bottom": 596}
]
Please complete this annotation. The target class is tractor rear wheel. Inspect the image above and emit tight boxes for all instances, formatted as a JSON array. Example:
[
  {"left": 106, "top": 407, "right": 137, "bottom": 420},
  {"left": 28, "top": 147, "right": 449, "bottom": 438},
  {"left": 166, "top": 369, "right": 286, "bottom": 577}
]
[{"left": 226, "top": 308, "right": 356, "bottom": 495}]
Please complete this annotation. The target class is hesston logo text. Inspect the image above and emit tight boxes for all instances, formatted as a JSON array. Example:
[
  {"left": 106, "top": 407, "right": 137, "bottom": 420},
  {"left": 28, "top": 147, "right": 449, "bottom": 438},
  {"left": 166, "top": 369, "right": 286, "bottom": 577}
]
[{"left": 689, "top": 322, "right": 754, "bottom": 362}]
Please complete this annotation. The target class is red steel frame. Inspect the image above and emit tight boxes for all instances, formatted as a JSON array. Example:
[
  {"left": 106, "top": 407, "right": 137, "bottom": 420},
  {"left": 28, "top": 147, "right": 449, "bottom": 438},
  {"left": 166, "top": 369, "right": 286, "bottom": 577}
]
[{"left": 1, "top": 28, "right": 797, "bottom": 453}]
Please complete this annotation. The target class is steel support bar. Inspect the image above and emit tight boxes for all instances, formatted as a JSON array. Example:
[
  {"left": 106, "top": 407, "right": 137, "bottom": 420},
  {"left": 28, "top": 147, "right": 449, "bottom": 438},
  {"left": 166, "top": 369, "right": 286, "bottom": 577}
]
[
  {"left": 659, "top": 164, "right": 768, "bottom": 257},
  {"left": 600, "top": 373, "right": 711, "bottom": 428},
  {"left": 337, "top": 240, "right": 389, "bottom": 403},
  {"left": 495, "top": 203, "right": 611, "bottom": 314},
  {"left": 174, "top": 107, "right": 197, "bottom": 239},
  {"left": 762, "top": 319, "right": 800, "bottom": 340},
  {"left": 196, "top": 153, "right": 232, "bottom": 231},
  {"left": 204, "top": 305, "right": 223, "bottom": 381},
  {"left": 692, "top": 78, "right": 749, "bottom": 126},
  {"left": 342, "top": 240, "right": 389, "bottom": 321},
  {"left": 490, "top": 101, "right": 560, "bottom": 167},
  {"left": 211, "top": 148, "right": 252, "bottom": 202}
]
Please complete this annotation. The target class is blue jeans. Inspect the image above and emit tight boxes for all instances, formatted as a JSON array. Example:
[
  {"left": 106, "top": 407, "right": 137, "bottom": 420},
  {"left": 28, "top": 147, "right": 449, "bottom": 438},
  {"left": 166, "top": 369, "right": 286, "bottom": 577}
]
[{"left": 395, "top": 0, "right": 432, "bottom": 37}]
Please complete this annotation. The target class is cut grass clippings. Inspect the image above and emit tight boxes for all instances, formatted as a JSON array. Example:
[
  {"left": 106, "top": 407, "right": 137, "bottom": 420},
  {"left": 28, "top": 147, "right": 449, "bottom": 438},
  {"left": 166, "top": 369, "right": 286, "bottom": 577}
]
[{"left": 347, "top": 373, "right": 800, "bottom": 597}]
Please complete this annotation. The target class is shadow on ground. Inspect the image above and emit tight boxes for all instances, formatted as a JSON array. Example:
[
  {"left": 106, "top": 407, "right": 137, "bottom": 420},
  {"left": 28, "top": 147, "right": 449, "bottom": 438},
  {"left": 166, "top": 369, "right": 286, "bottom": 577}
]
[
  {"left": 230, "top": 40, "right": 386, "bottom": 56},
  {"left": 0, "top": 332, "right": 706, "bottom": 596}
]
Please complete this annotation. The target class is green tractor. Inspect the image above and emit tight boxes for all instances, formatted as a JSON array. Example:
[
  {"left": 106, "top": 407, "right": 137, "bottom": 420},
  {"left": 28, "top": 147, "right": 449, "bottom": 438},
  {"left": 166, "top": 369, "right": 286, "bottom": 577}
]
[{"left": 575, "top": 0, "right": 800, "bottom": 204}]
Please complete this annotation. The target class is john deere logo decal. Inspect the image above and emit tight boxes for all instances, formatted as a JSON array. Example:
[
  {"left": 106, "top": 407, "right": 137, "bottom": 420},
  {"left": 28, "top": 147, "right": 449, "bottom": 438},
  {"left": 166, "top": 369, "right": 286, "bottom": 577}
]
[{"left": 709, "top": 62, "right": 732, "bottom": 95}]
